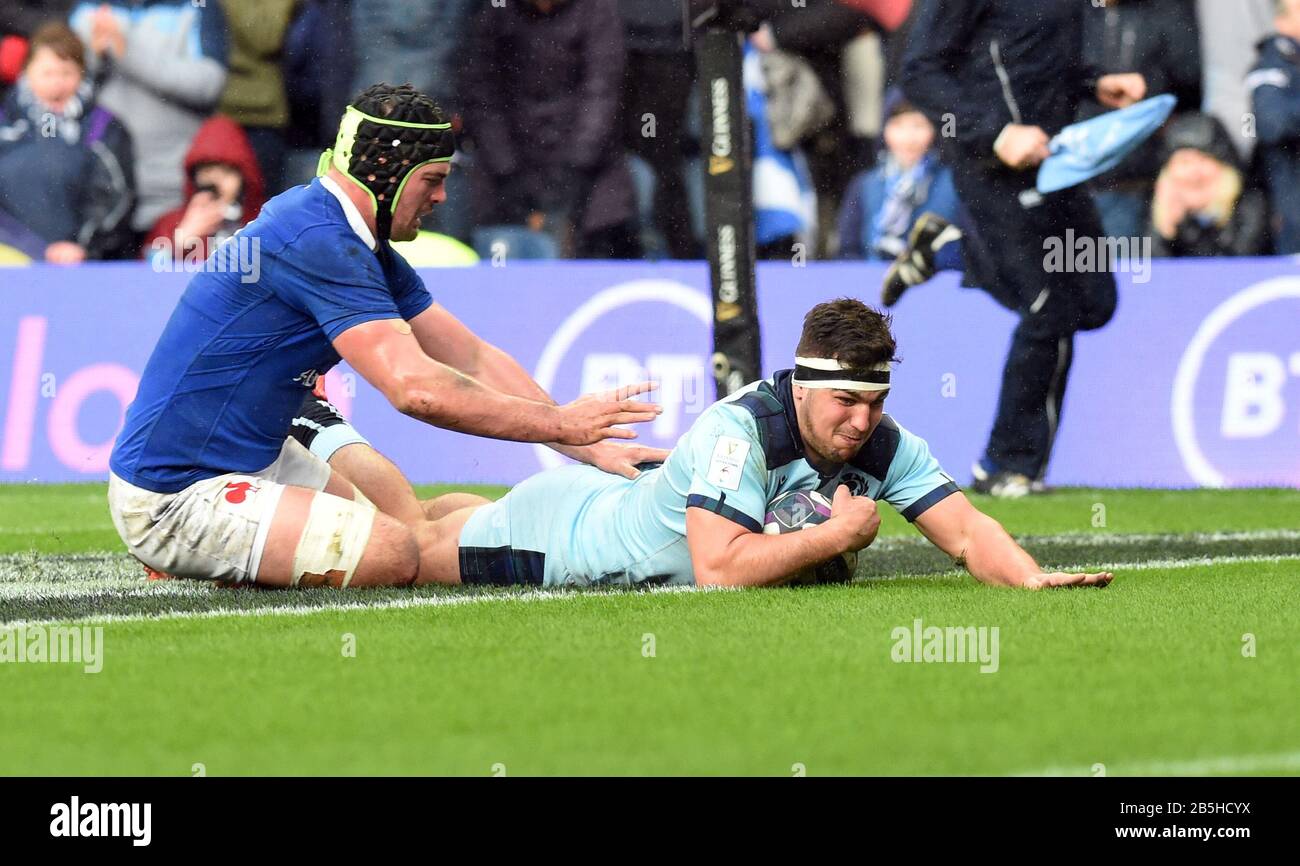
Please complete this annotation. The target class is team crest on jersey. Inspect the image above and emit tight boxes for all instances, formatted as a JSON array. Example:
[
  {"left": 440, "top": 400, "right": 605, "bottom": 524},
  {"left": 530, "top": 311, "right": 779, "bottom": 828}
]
[{"left": 839, "top": 470, "right": 872, "bottom": 497}]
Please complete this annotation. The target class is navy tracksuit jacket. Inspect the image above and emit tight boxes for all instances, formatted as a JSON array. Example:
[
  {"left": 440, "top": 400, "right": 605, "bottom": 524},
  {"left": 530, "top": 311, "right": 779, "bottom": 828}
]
[{"left": 901, "top": 0, "right": 1119, "bottom": 480}]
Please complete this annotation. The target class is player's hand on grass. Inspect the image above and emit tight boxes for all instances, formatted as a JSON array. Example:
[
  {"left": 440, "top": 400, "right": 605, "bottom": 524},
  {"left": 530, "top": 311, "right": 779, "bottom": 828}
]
[
  {"left": 554, "top": 381, "right": 662, "bottom": 446},
  {"left": 1023, "top": 571, "right": 1114, "bottom": 590},
  {"left": 828, "top": 484, "right": 880, "bottom": 552},
  {"left": 993, "top": 124, "right": 1051, "bottom": 170},
  {"left": 578, "top": 440, "right": 672, "bottom": 480}
]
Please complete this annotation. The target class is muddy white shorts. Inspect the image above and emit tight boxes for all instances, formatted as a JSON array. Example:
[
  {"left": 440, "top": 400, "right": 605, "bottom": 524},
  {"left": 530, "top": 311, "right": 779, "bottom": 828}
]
[{"left": 107, "top": 438, "right": 376, "bottom": 587}]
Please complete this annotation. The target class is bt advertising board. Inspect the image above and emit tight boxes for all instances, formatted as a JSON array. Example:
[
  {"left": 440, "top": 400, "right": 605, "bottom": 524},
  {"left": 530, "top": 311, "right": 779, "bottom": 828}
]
[{"left": 1, "top": 258, "right": 1297, "bottom": 488}]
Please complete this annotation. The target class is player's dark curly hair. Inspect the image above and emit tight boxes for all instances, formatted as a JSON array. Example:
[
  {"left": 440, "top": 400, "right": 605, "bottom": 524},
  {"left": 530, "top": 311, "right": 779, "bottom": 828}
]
[{"left": 796, "top": 299, "right": 899, "bottom": 373}]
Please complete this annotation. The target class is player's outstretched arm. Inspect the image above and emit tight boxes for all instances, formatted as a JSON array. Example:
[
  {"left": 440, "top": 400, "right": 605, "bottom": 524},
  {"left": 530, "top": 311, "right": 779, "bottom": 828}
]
[
  {"left": 913, "top": 492, "right": 1113, "bottom": 589},
  {"left": 687, "top": 486, "right": 879, "bottom": 588},
  {"left": 409, "top": 303, "right": 671, "bottom": 477},
  {"left": 333, "top": 319, "right": 660, "bottom": 446}
]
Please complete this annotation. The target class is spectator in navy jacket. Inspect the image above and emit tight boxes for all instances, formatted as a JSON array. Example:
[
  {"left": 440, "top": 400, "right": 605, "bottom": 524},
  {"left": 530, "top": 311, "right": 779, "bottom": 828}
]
[
  {"left": 899, "top": 0, "right": 1146, "bottom": 496},
  {"left": 461, "top": 0, "right": 637, "bottom": 258},
  {"left": 1250, "top": 0, "right": 1300, "bottom": 253},
  {"left": 281, "top": 0, "right": 354, "bottom": 185}
]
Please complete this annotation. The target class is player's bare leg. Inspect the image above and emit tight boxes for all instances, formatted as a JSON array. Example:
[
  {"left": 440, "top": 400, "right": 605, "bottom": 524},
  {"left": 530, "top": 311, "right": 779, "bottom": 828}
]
[
  {"left": 410, "top": 505, "right": 486, "bottom": 586},
  {"left": 421, "top": 492, "right": 492, "bottom": 521},
  {"left": 255, "top": 468, "right": 420, "bottom": 588}
]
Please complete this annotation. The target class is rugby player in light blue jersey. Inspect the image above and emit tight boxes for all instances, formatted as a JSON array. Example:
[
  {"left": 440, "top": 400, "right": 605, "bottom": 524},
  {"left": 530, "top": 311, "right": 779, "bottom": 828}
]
[
  {"left": 107, "top": 84, "right": 666, "bottom": 590},
  {"left": 408, "top": 299, "right": 1115, "bottom": 589}
]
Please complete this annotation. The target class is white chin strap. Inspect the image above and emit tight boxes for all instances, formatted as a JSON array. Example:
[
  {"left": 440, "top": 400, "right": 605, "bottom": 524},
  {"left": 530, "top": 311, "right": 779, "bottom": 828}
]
[{"left": 792, "top": 356, "right": 891, "bottom": 392}]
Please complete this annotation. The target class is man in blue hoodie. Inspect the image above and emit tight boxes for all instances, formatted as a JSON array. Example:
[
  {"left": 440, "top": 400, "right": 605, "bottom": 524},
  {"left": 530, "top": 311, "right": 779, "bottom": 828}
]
[{"left": 1250, "top": 0, "right": 1300, "bottom": 254}]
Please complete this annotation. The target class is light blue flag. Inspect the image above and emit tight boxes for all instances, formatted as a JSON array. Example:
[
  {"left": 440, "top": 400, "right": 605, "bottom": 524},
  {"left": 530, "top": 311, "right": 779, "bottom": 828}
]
[{"left": 1037, "top": 94, "right": 1178, "bottom": 194}]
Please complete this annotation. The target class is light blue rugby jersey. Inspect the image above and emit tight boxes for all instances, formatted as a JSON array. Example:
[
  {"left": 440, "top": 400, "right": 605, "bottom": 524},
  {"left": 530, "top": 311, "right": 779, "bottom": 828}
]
[{"left": 464, "top": 369, "right": 959, "bottom": 587}]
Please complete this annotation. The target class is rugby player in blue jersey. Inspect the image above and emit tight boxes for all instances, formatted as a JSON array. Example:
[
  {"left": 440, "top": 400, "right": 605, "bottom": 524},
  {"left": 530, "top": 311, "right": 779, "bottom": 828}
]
[
  {"left": 107, "top": 84, "right": 666, "bottom": 589},
  {"left": 406, "top": 299, "right": 1115, "bottom": 590}
]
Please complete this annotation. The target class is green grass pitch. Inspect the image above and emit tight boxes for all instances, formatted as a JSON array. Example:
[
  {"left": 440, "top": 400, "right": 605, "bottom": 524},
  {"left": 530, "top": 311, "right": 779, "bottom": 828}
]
[{"left": 1, "top": 483, "right": 1297, "bottom": 776}]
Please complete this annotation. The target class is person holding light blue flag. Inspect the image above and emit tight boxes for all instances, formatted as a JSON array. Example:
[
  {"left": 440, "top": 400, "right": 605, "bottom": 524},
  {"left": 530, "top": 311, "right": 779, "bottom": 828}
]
[
  {"left": 889, "top": 0, "right": 1148, "bottom": 498},
  {"left": 1037, "top": 94, "right": 1178, "bottom": 194}
]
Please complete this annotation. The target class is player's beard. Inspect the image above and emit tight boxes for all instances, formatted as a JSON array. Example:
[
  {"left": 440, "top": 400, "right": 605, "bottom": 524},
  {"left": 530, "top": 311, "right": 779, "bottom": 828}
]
[
  {"left": 814, "top": 425, "right": 869, "bottom": 468},
  {"left": 800, "top": 430, "right": 845, "bottom": 473},
  {"left": 389, "top": 214, "right": 420, "bottom": 243}
]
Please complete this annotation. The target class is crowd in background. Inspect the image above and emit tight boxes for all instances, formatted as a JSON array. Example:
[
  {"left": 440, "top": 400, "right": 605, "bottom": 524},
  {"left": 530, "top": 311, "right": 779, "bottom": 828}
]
[{"left": 1, "top": 0, "right": 1299, "bottom": 267}]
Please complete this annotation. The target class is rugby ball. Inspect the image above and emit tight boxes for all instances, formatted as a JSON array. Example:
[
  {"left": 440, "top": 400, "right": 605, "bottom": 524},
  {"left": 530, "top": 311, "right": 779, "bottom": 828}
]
[{"left": 762, "top": 490, "right": 857, "bottom": 584}]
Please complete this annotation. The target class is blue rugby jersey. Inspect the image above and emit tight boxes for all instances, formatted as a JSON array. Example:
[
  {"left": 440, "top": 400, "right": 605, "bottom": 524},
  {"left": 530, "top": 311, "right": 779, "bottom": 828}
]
[{"left": 110, "top": 178, "right": 432, "bottom": 493}]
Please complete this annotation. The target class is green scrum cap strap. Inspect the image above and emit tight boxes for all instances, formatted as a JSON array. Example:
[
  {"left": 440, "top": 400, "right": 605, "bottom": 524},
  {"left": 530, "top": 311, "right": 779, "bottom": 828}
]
[{"left": 317, "top": 105, "right": 455, "bottom": 241}]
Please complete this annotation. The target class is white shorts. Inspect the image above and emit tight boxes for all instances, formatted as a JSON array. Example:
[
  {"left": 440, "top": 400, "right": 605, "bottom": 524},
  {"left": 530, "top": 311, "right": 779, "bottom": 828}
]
[{"left": 108, "top": 438, "right": 376, "bottom": 586}]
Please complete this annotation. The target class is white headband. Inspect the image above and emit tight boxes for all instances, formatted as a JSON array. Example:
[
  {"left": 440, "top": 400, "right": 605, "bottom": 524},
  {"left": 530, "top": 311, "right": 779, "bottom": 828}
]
[{"left": 792, "top": 356, "right": 891, "bottom": 391}]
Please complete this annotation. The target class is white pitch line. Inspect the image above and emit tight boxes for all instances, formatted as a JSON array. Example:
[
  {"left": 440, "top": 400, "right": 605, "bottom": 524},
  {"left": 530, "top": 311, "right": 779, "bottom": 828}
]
[
  {"left": 871, "top": 528, "right": 1300, "bottom": 548},
  {"left": 1, "top": 554, "right": 1297, "bottom": 629},
  {"left": 1026, "top": 528, "right": 1300, "bottom": 546},
  {"left": 0, "top": 584, "right": 716, "bottom": 629},
  {"left": 1018, "top": 749, "right": 1300, "bottom": 777},
  {"left": 866, "top": 553, "right": 1300, "bottom": 581},
  {"left": 4, "top": 536, "right": 1297, "bottom": 597},
  {"left": 3, "top": 527, "right": 1298, "bottom": 557},
  {"left": 0, "top": 584, "right": 207, "bottom": 601},
  {"left": 0, "top": 592, "right": 570, "bottom": 630},
  {"left": 1057, "top": 553, "right": 1300, "bottom": 572}
]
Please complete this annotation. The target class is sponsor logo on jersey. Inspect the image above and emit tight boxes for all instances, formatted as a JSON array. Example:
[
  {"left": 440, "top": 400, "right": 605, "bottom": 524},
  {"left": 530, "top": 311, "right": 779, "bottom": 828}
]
[{"left": 707, "top": 435, "right": 750, "bottom": 491}]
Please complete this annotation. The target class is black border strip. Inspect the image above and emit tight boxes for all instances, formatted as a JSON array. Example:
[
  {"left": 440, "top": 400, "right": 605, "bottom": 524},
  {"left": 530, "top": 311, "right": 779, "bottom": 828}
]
[
  {"left": 687, "top": 493, "right": 763, "bottom": 533},
  {"left": 900, "top": 481, "right": 961, "bottom": 522},
  {"left": 793, "top": 365, "right": 891, "bottom": 385}
]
